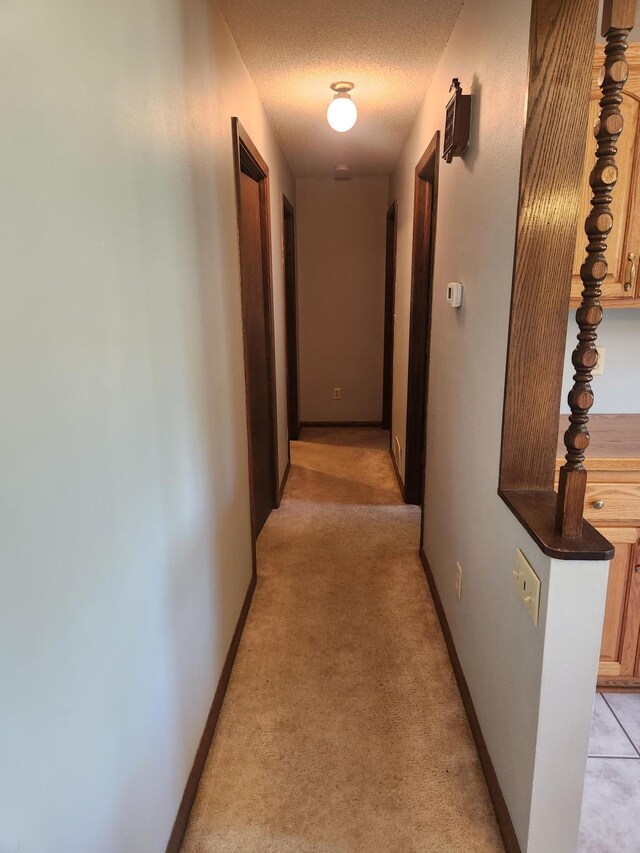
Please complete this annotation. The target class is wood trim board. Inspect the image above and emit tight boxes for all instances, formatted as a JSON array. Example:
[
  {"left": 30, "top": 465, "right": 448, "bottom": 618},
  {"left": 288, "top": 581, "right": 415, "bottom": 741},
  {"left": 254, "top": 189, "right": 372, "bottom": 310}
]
[
  {"left": 299, "top": 420, "right": 383, "bottom": 428},
  {"left": 165, "top": 575, "right": 256, "bottom": 852},
  {"left": 498, "top": 489, "right": 614, "bottom": 560},
  {"left": 382, "top": 201, "right": 398, "bottom": 431},
  {"left": 419, "top": 549, "right": 522, "bottom": 853},
  {"left": 231, "top": 117, "right": 280, "bottom": 531},
  {"left": 404, "top": 132, "right": 439, "bottom": 506},
  {"left": 278, "top": 459, "right": 291, "bottom": 503},
  {"left": 389, "top": 447, "right": 406, "bottom": 500},
  {"left": 282, "top": 194, "right": 300, "bottom": 442},
  {"left": 597, "top": 678, "right": 640, "bottom": 690}
]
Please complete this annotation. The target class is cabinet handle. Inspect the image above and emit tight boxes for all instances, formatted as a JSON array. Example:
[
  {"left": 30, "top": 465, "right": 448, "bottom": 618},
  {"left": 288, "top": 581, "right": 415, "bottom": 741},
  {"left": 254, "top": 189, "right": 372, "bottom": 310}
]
[
  {"left": 592, "top": 499, "right": 605, "bottom": 510},
  {"left": 624, "top": 251, "right": 637, "bottom": 291}
]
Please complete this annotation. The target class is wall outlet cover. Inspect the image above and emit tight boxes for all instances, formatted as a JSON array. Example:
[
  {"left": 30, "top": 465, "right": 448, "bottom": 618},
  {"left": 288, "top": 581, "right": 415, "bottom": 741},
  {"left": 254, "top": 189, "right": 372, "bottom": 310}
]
[
  {"left": 593, "top": 346, "right": 605, "bottom": 376},
  {"left": 513, "top": 549, "right": 541, "bottom": 626},
  {"left": 333, "top": 387, "right": 341, "bottom": 400},
  {"left": 455, "top": 561, "right": 462, "bottom": 600}
]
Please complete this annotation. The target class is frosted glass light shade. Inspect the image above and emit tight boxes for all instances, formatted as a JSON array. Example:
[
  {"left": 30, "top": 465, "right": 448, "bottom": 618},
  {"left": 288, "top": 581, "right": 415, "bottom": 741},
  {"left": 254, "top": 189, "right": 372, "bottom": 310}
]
[{"left": 327, "top": 94, "right": 357, "bottom": 132}]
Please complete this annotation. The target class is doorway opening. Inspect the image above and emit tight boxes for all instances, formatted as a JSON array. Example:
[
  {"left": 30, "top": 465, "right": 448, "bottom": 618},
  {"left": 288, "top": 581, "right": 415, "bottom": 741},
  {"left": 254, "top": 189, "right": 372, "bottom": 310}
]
[
  {"left": 405, "top": 132, "right": 439, "bottom": 507},
  {"left": 382, "top": 201, "right": 398, "bottom": 432},
  {"left": 282, "top": 194, "right": 300, "bottom": 442},
  {"left": 232, "top": 118, "right": 279, "bottom": 543}
]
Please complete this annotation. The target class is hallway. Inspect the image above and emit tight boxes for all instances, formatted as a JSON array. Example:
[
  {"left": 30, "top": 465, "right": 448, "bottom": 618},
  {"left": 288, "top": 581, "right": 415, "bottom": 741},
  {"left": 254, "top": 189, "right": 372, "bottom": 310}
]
[{"left": 181, "top": 428, "right": 503, "bottom": 851}]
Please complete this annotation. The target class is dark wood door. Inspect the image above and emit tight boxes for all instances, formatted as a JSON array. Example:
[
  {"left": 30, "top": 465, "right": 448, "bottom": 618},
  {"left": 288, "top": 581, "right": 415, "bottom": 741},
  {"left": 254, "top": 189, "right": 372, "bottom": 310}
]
[
  {"left": 405, "top": 133, "right": 439, "bottom": 507},
  {"left": 283, "top": 196, "right": 300, "bottom": 441},
  {"left": 238, "top": 168, "right": 276, "bottom": 536},
  {"left": 382, "top": 201, "right": 398, "bottom": 431}
]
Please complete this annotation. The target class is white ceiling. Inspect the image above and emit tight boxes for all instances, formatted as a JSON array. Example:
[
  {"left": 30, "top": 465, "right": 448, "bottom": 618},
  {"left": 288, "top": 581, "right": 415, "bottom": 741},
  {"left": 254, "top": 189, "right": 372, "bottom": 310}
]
[{"left": 218, "top": 0, "right": 464, "bottom": 176}]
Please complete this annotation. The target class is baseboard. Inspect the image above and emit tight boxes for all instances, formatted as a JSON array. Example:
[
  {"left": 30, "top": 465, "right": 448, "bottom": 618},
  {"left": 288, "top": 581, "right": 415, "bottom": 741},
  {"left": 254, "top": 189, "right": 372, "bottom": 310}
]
[
  {"left": 278, "top": 459, "right": 291, "bottom": 504},
  {"left": 165, "top": 573, "right": 257, "bottom": 853},
  {"left": 389, "top": 448, "right": 406, "bottom": 501},
  {"left": 419, "top": 548, "right": 522, "bottom": 853},
  {"left": 597, "top": 678, "right": 640, "bottom": 691},
  {"left": 300, "top": 420, "right": 383, "bottom": 428}
]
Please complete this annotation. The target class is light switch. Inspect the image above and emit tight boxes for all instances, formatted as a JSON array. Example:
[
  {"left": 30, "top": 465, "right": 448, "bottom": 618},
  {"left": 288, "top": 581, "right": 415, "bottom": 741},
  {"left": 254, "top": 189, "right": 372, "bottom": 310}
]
[
  {"left": 513, "top": 549, "right": 541, "bottom": 627},
  {"left": 593, "top": 346, "right": 605, "bottom": 376}
]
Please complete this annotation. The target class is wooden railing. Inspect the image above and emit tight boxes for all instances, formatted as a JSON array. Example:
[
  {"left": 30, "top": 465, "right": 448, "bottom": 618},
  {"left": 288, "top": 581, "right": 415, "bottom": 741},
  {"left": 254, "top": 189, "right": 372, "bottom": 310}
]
[{"left": 556, "top": 0, "right": 637, "bottom": 538}]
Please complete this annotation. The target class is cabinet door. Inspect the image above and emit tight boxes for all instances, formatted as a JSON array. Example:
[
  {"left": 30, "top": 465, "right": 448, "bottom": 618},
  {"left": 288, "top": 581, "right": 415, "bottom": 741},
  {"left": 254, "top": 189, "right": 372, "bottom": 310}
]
[
  {"left": 571, "top": 91, "right": 640, "bottom": 304},
  {"left": 598, "top": 528, "right": 640, "bottom": 678}
]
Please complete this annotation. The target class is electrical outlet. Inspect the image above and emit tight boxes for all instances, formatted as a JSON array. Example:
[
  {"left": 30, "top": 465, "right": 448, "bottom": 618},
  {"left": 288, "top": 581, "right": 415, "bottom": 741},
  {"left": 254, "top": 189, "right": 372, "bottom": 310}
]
[
  {"left": 593, "top": 346, "right": 605, "bottom": 376},
  {"left": 455, "top": 562, "right": 462, "bottom": 600},
  {"left": 333, "top": 387, "right": 341, "bottom": 400},
  {"left": 394, "top": 436, "right": 402, "bottom": 467},
  {"left": 512, "top": 549, "right": 541, "bottom": 626}
]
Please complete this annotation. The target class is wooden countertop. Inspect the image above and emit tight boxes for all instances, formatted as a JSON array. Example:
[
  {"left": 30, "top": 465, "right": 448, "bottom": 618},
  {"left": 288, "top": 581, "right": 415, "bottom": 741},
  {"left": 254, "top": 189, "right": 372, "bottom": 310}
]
[{"left": 556, "top": 414, "right": 640, "bottom": 472}]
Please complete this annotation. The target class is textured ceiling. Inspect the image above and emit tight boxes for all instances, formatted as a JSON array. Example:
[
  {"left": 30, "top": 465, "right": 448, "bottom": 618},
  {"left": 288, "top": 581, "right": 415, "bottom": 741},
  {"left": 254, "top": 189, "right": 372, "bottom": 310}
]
[{"left": 218, "top": 0, "right": 464, "bottom": 176}]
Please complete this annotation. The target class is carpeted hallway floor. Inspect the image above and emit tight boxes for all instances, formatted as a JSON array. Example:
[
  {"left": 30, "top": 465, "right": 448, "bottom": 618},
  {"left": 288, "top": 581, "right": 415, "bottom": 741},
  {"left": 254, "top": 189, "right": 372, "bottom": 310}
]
[{"left": 181, "top": 427, "right": 503, "bottom": 852}]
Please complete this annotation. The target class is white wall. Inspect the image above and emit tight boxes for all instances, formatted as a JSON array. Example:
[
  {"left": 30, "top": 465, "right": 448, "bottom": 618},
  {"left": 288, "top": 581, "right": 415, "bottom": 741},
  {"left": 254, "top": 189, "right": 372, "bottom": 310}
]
[
  {"left": 296, "top": 176, "right": 388, "bottom": 422},
  {"left": 0, "top": 1, "right": 293, "bottom": 851},
  {"left": 562, "top": 310, "right": 640, "bottom": 413},
  {"left": 390, "top": 0, "right": 608, "bottom": 850}
]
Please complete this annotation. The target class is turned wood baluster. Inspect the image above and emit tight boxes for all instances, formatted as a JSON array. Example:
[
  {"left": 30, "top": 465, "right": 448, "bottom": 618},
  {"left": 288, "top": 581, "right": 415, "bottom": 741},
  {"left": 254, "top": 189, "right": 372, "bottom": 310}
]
[{"left": 556, "top": 0, "right": 636, "bottom": 538}]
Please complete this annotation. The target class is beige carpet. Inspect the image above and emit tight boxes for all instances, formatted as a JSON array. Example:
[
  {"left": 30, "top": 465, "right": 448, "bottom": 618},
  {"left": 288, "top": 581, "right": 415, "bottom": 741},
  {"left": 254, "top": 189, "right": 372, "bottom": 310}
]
[{"left": 181, "top": 428, "right": 503, "bottom": 852}]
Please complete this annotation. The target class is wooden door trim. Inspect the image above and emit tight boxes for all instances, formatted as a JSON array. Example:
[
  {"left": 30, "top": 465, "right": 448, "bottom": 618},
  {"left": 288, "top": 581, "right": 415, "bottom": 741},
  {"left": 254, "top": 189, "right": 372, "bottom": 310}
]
[
  {"left": 232, "top": 117, "right": 280, "bottom": 555},
  {"left": 382, "top": 200, "right": 398, "bottom": 433},
  {"left": 281, "top": 193, "right": 300, "bottom": 443},
  {"left": 405, "top": 132, "right": 439, "bottom": 507}
]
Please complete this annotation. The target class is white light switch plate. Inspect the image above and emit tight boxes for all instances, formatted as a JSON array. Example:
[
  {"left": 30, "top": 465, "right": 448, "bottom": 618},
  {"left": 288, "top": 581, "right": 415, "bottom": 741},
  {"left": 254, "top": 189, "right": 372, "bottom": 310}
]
[
  {"left": 513, "top": 550, "right": 541, "bottom": 626},
  {"left": 593, "top": 346, "right": 605, "bottom": 376}
]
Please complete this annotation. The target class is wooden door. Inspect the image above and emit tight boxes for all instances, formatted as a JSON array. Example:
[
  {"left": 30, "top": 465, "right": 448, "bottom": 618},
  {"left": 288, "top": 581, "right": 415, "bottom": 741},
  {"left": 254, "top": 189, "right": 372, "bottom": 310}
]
[
  {"left": 405, "top": 134, "right": 439, "bottom": 506},
  {"left": 282, "top": 196, "right": 300, "bottom": 442},
  {"left": 571, "top": 71, "right": 640, "bottom": 306},
  {"left": 233, "top": 119, "right": 278, "bottom": 541},
  {"left": 382, "top": 202, "right": 398, "bottom": 431},
  {"left": 598, "top": 527, "right": 640, "bottom": 680}
]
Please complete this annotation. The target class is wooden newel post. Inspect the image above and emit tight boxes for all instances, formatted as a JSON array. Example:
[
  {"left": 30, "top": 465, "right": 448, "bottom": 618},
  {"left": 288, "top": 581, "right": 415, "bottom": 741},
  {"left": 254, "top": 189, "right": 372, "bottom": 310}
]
[{"left": 556, "top": 0, "right": 636, "bottom": 538}]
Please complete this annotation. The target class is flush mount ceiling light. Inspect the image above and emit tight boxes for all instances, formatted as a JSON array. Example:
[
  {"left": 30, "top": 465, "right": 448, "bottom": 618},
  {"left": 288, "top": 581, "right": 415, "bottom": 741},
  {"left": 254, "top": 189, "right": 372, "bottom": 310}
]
[{"left": 327, "top": 82, "right": 357, "bottom": 132}]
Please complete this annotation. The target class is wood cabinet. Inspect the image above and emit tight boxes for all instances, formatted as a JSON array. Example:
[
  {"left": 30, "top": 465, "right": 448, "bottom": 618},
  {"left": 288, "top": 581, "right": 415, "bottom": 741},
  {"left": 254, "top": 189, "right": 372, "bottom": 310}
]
[
  {"left": 557, "top": 415, "right": 640, "bottom": 689},
  {"left": 596, "top": 527, "right": 640, "bottom": 684},
  {"left": 571, "top": 46, "right": 640, "bottom": 309}
]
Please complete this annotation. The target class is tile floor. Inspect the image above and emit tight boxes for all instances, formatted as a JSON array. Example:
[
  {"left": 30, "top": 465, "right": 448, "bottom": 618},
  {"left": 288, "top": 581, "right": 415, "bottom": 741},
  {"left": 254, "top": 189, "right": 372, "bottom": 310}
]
[{"left": 578, "top": 692, "right": 640, "bottom": 852}]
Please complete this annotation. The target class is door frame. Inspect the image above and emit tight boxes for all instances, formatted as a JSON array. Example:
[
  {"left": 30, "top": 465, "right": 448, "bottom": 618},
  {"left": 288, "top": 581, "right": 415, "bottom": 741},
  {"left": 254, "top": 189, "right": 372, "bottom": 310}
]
[
  {"left": 281, "top": 194, "right": 300, "bottom": 443},
  {"left": 382, "top": 201, "right": 398, "bottom": 433},
  {"left": 231, "top": 117, "right": 280, "bottom": 559},
  {"left": 405, "top": 131, "right": 439, "bottom": 508}
]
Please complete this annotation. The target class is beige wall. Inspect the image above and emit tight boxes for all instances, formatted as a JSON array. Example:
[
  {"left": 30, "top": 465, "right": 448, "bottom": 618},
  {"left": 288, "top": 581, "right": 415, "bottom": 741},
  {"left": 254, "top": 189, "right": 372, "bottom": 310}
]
[
  {"left": 296, "top": 176, "right": 388, "bottom": 423},
  {"left": 390, "top": 1, "right": 607, "bottom": 850},
  {"left": 0, "top": 1, "right": 293, "bottom": 850}
]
